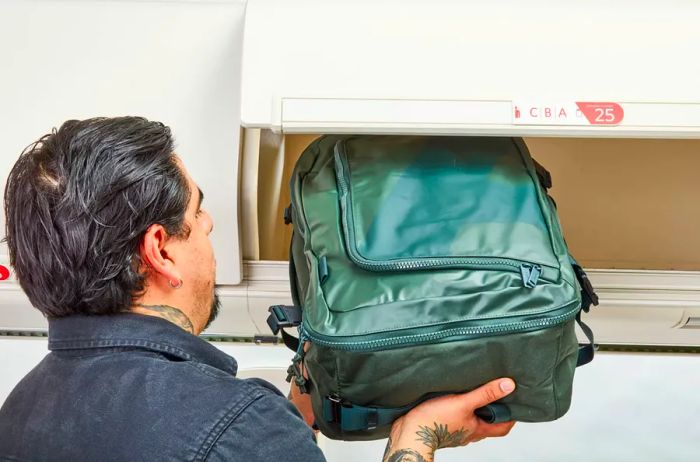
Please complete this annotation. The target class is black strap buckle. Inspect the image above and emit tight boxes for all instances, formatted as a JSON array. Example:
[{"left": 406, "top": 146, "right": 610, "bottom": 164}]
[
  {"left": 283, "top": 205, "right": 293, "bottom": 225},
  {"left": 572, "top": 265, "right": 599, "bottom": 312},
  {"left": 366, "top": 408, "right": 379, "bottom": 430},
  {"left": 266, "top": 305, "right": 302, "bottom": 335},
  {"left": 533, "top": 159, "right": 553, "bottom": 190},
  {"left": 325, "top": 394, "right": 348, "bottom": 425}
]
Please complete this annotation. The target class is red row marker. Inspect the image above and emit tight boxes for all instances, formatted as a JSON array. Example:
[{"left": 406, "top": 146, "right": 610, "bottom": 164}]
[
  {"left": 0, "top": 265, "right": 10, "bottom": 281},
  {"left": 575, "top": 102, "right": 624, "bottom": 125}
]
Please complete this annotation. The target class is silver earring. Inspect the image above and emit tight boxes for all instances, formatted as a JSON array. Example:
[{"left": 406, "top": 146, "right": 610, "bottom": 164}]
[{"left": 168, "top": 279, "right": 183, "bottom": 289}]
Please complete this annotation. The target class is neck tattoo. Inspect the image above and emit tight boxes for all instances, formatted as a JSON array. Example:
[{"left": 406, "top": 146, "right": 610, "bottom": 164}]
[{"left": 136, "top": 304, "right": 194, "bottom": 334}]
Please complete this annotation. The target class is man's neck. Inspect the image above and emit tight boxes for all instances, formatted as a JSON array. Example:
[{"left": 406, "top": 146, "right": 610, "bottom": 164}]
[{"left": 132, "top": 304, "right": 195, "bottom": 334}]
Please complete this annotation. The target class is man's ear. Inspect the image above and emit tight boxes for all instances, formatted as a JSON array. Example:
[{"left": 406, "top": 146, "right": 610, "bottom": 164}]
[{"left": 140, "top": 224, "right": 181, "bottom": 286}]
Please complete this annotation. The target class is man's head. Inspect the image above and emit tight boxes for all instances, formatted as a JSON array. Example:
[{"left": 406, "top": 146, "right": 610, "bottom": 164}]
[{"left": 4, "top": 116, "right": 219, "bottom": 334}]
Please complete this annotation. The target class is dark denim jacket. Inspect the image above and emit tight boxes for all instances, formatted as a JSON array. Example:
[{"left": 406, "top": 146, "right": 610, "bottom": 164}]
[{"left": 0, "top": 313, "right": 325, "bottom": 462}]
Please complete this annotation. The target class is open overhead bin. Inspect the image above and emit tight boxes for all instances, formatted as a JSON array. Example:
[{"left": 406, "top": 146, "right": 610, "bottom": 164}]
[
  {"left": 241, "top": 0, "right": 700, "bottom": 349},
  {"left": 242, "top": 0, "right": 700, "bottom": 138}
]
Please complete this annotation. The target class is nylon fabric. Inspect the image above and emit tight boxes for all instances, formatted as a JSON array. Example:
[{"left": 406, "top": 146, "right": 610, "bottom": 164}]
[
  {"left": 284, "top": 135, "right": 596, "bottom": 440},
  {"left": 340, "top": 137, "right": 554, "bottom": 265},
  {"left": 294, "top": 136, "right": 578, "bottom": 337},
  {"left": 305, "top": 320, "right": 578, "bottom": 440}
]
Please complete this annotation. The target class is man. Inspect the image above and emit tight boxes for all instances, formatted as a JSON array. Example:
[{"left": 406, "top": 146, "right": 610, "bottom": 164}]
[{"left": 0, "top": 117, "right": 515, "bottom": 461}]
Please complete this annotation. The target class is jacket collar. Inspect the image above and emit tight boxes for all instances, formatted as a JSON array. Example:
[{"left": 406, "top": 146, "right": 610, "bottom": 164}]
[{"left": 48, "top": 313, "right": 238, "bottom": 376}]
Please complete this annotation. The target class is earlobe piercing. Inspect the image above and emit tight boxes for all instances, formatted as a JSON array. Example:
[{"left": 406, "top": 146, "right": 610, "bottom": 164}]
[{"left": 168, "top": 279, "right": 183, "bottom": 289}]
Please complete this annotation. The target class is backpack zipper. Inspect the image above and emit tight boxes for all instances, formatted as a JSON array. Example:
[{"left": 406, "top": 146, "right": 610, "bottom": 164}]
[{"left": 302, "top": 300, "right": 579, "bottom": 352}]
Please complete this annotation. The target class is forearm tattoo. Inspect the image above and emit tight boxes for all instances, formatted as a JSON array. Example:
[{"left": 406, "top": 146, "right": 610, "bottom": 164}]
[
  {"left": 383, "top": 429, "right": 430, "bottom": 462},
  {"left": 382, "top": 421, "right": 471, "bottom": 462},
  {"left": 416, "top": 423, "right": 469, "bottom": 450},
  {"left": 385, "top": 449, "right": 427, "bottom": 462},
  {"left": 136, "top": 304, "right": 194, "bottom": 334}
]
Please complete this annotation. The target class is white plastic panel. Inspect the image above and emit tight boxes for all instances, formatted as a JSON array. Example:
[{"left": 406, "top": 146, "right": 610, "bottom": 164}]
[
  {"left": 2, "top": 263, "right": 698, "bottom": 346},
  {"left": 321, "top": 352, "right": 700, "bottom": 461},
  {"left": 0, "top": 261, "right": 293, "bottom": 338},
  {"left": 0, "top": 0, "right": 246, "bottom": 284},
  {"left": 242, "top": 0, "right": 700, "bottom": 137}
]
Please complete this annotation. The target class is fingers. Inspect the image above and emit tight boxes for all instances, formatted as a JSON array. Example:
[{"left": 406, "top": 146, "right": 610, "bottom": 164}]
[{"left": 460, "top": 378, "right": 516, "bottom": 410}]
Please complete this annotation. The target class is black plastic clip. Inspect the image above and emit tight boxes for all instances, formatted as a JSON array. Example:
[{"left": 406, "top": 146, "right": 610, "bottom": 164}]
[
  {"left": 325, "top": 394, "right": 346, "bottom": 424},
  {"left": 533, "top": 160, "right": 553, "bottom": 190},
  {"left": 284, "top": 205, "right": 293, "bottom": 225},
  {"left": 572, "top": 265, "right": 599, "bottom": 312},
  {"left": 266, "top": 305, "right": 302, "bottom": 335}
]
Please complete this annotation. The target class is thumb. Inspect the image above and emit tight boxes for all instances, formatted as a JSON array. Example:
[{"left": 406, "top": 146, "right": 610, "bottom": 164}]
[{"left": 459, "top": 378, "right": 516, "bottom": 410}]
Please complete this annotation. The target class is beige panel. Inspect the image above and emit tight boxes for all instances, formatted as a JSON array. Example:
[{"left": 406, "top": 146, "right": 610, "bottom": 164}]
[
  {"left": 526, "top": 138, "right": 700, "bottom": 270},
  {"left": 256, "top": 130, "right": 285, "bottom": 260},
  {"left": 239, "top": 128, "right": 261, "bottom": 260},
  {"left": 260, "top": 136, "right": 700, "bottom": 270},
  {"left": 258, "top": 134, "right": 318, "bottom": 260}
]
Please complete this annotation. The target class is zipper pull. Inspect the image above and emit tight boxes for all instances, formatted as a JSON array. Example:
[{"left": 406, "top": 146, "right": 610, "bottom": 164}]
[
  {"left": 286, "top": 353, "right": 309, "bottom": 394},
  {"left": 520, "top": 263, "right": 542, "bottom": 288},
  {"left": 286, "top": 328, "right": 310, "bottom": 393}
]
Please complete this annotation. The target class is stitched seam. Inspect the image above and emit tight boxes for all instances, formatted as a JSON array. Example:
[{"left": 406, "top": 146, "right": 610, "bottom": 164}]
[
  {"left": 49, "top": 338, "right": 193, "bottom": 359},
  {"left": 323, "top": 298, "right": 579, "bottom": 336},
  {"left": 551, "top": 322, "right": 565, "bottom": 418},
  {"left": 51, "top": 349, "right": 165, "bottom": 360},
  {"left": 335, "top": 355, "right": 342, "bottom": 397},
  {"left": 331, "top": 291, "right": 576, "bottom": 321}
]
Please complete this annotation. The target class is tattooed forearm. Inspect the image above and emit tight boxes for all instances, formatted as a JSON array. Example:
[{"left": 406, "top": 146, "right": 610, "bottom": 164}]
[
  {"left": 416, "top": 423, "right": 469, "bottom": 451},
  {"left": 384, "top": 420, "right": 432, "bottom": 462},
  {"left": 385, "top": 449, "right": 427, "bottom": 462},
  {"left": 383, "top": 435, "right": 393, "bottom": 461},
  {"left": 136, "top": 304, "right": 194, "bottom": 334}
]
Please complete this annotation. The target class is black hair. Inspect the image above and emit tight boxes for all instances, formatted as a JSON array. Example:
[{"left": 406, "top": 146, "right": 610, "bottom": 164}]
[{"left": 4, "top": 117, "right": 191, "bottom": 317}]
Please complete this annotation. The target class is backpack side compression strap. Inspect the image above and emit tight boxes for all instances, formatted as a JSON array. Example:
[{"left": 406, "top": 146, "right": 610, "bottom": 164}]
[
  {"left": 323, "top": 396, "right": 513, "bottom": 432},
  {"left": 576, "top": 313, "right": 596, "bottom": 367},
  {"left": 569, "top": 255, "right": 599, "bottom": 367},
  {"left": 323, "top": 396, "right": 414, "bottom": 432}
]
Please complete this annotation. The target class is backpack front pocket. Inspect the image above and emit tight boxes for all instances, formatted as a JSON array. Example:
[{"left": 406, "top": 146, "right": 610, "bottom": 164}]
[{"left": 333, "top": 136, "right": 561, "bottom": 287}]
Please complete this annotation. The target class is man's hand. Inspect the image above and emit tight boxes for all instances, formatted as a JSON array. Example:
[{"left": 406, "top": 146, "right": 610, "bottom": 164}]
[{"left": 382, "top": 378, "right": 516, "bottom": 462}]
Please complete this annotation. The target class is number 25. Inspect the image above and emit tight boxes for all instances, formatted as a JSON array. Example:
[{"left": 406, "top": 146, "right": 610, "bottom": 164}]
[{"left": 594, "top": 108, "right": 615, "bottom": 123}]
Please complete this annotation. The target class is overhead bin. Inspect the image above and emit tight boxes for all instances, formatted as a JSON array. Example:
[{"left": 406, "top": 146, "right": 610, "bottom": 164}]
[
  {"left": 241, "top": 0, "right": 700, "bottom": 348},
  {"left": 242, "top": 0, "right": 700, "bottom": 138}
]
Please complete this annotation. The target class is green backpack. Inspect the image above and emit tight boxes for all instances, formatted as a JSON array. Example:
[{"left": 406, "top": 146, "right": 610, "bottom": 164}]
[{"left": 267, "top": 135, "right": 598, "bottom": 441}]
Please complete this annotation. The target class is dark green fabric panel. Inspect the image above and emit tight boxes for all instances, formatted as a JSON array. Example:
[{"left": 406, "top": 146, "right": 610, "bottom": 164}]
[{"left": 305, "top": 321, "right": 578, "bottom": 441}]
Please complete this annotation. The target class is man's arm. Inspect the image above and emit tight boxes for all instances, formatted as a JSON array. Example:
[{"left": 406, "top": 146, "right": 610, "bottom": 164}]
[
  {"left": 288, "top": 378, "right": 316, "bottom": 428},
  {"left": 206, "top": 392, "right": 325, "bottom": 462},
  {"left": 382, "top": 378, "right": 516, "bottom": 462}
]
